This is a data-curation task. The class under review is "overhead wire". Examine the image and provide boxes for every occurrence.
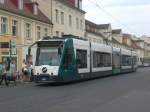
[87,0,139,35]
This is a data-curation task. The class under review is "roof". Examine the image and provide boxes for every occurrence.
[57,0,86,14]
[98,24,110,29]
[86,20,111,30]
[85,20,99,29]
[123,33,132,38]
[0,0,52,24]
[86,29,106,38]
[85,20,106,38]
[112,29,122,34]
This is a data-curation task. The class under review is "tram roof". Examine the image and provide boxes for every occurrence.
[39,35,88,42]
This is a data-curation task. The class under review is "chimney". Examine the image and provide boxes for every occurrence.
[33,2,38,15]
[75,0,78,8]
[0,0,4,4]
[18,0,24,10]
[79,0,82,9]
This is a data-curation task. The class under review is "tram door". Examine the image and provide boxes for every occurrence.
[112,50,121,74]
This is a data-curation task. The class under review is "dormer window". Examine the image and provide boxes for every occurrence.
[18,0,23,10]
[33,2,38,15]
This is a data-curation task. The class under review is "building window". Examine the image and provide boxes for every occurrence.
[12,20,18,36]
[93,52,111,67]
[61,12,64,25]
[25,23,31,38]
[55,9,59,23]
[44,28,48,36]
[76,49,87,68]
[61,32,64,37]
[0,42,9,48]
[80,20,83,30]
[37,26,41,40]
[76,18,79,29]
[1,17,7,34]
[69,15,72,27]
[56,31,59,37]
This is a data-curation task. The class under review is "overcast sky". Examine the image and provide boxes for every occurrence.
[82,0,150,37]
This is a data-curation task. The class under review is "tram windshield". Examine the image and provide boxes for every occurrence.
[36,48,61,66]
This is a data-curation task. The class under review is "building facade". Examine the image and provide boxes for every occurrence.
[85,20,105,43]
[112,29,123,48]
[34,0,85,38]
[0,0,52,70]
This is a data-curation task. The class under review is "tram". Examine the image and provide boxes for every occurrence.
[28,35,138,83]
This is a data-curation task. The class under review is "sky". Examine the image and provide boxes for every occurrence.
[82,0,150,37]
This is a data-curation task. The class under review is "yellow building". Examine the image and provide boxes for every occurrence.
[0,0,52,71]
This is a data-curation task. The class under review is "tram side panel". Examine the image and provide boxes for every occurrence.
[120,49,132,73]
[91,43,112,78]
[112,47,121,75]
[73,39,91,80]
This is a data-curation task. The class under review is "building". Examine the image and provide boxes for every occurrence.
[98,24,112,45]
[112,29,123,48]
[123,34,145,66]
[0,0,52,70]
[85,20,105,43]
[34,0,85,38]
[140,36,150,65]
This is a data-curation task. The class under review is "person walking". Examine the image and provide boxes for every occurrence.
[0,61,9,87]
[22,59,28,82]
[28,62,33,82]
[9,60,17,86]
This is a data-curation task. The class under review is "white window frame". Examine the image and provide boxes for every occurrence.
[69,15,72,27]
[55,9,59,23]
[37,26,41,40]
[80,19,83,30]
[61,12,64,25]
[12,19,18,36]
[76,18,79,29]
[25,22,31,39]
[1,16,8,34]
[44,27,48,37]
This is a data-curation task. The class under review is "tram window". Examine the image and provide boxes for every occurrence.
[76,49,87,68]
[122,55,131,66]
[93,52,111,67]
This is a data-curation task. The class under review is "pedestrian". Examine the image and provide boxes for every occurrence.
[8,60,17,86]
[0,61,9,87]
[22,59,28,82]
[28,62,33,82]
